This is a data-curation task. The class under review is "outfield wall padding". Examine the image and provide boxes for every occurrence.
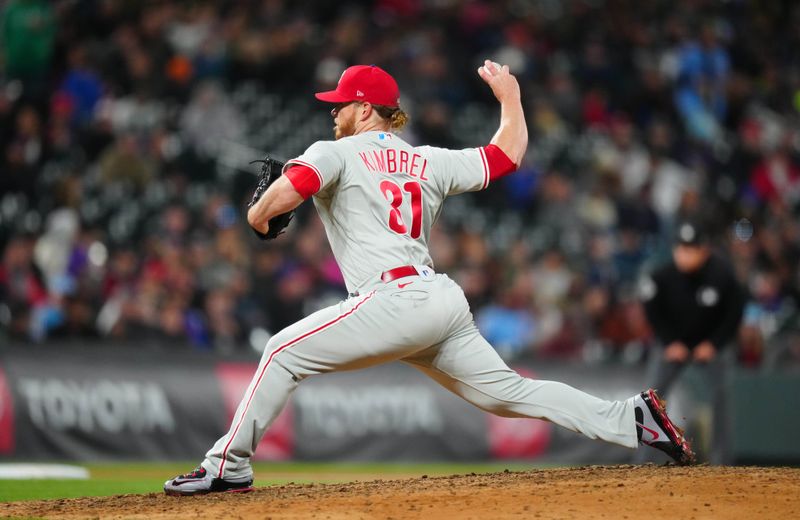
[0,347,797,464]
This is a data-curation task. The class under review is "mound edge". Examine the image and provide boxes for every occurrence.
[1,465,798,519]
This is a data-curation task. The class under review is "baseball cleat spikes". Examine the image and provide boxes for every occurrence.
[164,466,254,496]
[636,389,696,465]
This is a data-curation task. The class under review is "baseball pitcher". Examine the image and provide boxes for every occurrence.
[165,61,694,495]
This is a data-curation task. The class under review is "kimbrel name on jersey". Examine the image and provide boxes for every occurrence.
[358,148,430,181]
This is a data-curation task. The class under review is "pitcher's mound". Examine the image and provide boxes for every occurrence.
[2,465,798,519]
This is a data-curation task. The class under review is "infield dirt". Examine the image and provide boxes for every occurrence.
[1,465,798,519]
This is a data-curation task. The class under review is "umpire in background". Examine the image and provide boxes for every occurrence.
[639,217,746,464]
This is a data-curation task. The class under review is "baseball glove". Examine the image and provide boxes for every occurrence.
[247,155,294,240]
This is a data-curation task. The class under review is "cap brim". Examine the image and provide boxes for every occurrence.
[315,90,351,103]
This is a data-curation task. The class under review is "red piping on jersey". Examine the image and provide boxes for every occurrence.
[217,291,376,479]
[478,147,490,189]
[285,160,324,199]
[284,164,321,200]
[483,144,517,181]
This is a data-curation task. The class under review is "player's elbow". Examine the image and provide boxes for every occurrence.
[499,141,527,170]
[492,129,528,168]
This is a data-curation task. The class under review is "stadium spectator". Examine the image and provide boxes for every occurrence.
[0,0,55,95]
[2,105,46,198]
[672,21,731,143]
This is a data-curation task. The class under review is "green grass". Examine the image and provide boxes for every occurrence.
[0,461,535,503]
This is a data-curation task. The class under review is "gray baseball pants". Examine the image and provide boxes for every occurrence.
[202,272,638,479]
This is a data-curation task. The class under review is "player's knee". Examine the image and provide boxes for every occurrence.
[483,397,523,417]
[257,336,294,373]
[271,347,310,384]
[469,392,518,417]
[488,406,519,418]
[260,336,283,361]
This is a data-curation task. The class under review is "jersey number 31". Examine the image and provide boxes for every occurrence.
[380,180,422,239]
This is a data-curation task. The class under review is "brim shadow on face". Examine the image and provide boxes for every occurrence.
[334,110,356,139]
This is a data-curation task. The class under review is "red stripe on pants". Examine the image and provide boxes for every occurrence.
[218,291,376,478]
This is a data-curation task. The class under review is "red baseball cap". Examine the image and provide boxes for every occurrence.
[315,65,400,108]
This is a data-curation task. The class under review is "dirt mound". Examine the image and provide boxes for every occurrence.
[2,465,798,519]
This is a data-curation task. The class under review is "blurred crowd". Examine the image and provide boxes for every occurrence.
[1,0,799,365]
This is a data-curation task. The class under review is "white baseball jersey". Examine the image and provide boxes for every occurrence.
[200,130,638,481]
[285,131,490,293]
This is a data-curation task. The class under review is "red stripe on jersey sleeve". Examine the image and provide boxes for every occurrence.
[478,147,490,189]
[284,164,322,200]
[484,144,518,181]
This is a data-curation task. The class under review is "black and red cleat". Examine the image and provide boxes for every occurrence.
[635,389,696,465]
[164,466,254,496]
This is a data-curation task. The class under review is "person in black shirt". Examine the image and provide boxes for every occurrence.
[640,218,746,464]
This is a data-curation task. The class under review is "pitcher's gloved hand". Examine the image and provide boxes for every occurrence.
[247,155,294,240]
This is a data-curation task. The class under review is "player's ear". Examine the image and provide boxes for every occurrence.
[359,102,373,122]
